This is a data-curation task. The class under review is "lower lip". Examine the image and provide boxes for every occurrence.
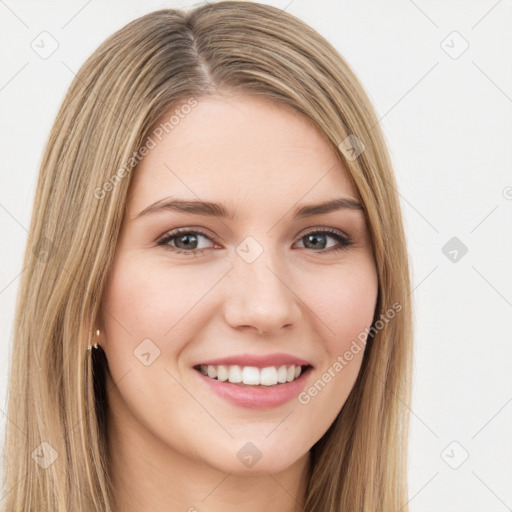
[194,367,313,409]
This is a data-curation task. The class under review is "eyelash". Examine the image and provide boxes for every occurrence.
[156,227,353,256]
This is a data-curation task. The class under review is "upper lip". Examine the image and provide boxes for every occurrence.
[194,352,313,369]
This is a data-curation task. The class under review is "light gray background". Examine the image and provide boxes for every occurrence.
[1,1,511,510]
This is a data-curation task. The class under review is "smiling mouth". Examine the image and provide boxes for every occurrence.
[193,364,313,387]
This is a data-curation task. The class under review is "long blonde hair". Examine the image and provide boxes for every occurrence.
[2,2,413,510]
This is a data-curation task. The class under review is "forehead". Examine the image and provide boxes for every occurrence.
[127,94,358,217]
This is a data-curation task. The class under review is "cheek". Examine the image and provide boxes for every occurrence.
[301,259,378,353]
[100,253,230,398]
[100,255,211,425]
[102,254,213,341]
[294,259,377,410]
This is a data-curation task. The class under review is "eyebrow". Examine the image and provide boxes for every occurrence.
[135,196,363,220]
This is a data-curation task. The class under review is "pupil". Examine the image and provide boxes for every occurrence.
[177,234,197,250]
[305,234,326,249]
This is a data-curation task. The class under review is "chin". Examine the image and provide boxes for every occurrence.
[201,441,308,476]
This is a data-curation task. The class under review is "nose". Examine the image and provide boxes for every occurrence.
[223,248,302,336]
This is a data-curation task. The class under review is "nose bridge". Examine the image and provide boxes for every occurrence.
[224,235,301,334]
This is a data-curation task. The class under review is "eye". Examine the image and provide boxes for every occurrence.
[156,227,353,256]
[294,228,353,254]
[157,228,215,256]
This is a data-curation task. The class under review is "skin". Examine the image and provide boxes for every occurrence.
[98,94,378,512]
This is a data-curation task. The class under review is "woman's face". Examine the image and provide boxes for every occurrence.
[100,94,378,475]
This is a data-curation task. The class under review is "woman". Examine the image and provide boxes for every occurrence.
[2,2,413,511]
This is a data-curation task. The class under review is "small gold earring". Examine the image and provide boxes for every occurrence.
[87,329,101,351]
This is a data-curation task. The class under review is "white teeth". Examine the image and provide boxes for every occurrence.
[276,365,288,383]
[242,366,260,385]
[216,365,229,382]
[228,365,242,383]
[197,363,306,386]
[260,367,278,386]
